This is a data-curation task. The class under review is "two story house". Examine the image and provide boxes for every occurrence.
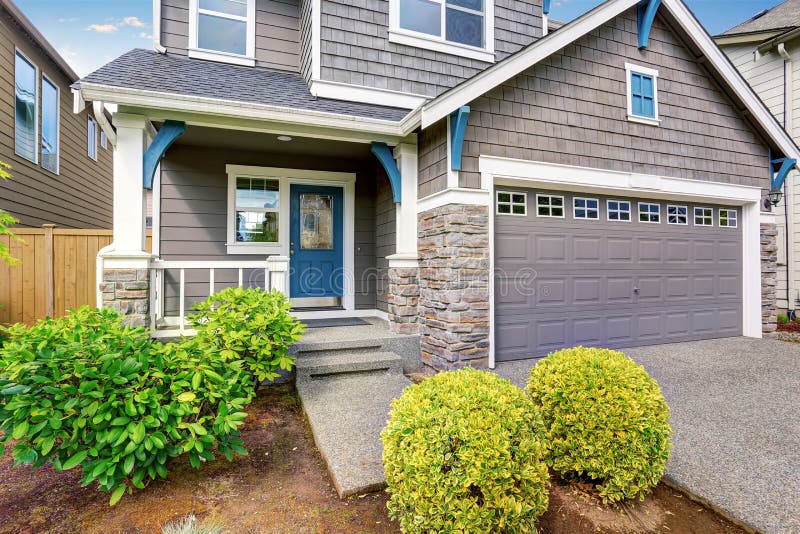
[715,0,800,320]
[77,0,800,369]
[0,0,113,229]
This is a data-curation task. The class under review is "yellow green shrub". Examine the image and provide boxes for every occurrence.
[526,347,672,503]
[381,368,550,533]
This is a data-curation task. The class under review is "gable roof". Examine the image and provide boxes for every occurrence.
[418,0,800,162]
[0,0,78,82]
[719,0,800,36]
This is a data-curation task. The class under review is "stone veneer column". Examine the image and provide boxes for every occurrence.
[417,204,490,370]
[99,267,151,328]
[761,221,778,333]
[387,266,420,334]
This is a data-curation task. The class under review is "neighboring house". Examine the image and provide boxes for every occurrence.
[0,0,113,229]
[77,0,799,369]
[715,0,800,317]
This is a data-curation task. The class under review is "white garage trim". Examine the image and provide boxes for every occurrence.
[480,156,764,368]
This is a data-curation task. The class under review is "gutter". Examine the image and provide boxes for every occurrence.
[153,0,167,54]
[777,43,796,316]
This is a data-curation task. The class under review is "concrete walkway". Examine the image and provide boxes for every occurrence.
[495,337,800,534]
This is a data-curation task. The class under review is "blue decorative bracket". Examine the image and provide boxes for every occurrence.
[143,120,186,190]
[771,157,798,191]
[637,0,662,49]
[543,0,551,15]
[450,106,470,172]
[371,142,402,203]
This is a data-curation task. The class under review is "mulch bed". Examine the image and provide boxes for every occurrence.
[0,385,746,534]
[777,321,800,333]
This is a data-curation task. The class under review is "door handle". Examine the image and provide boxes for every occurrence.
[290,242,295,246]
[290,250,295,256]
[633,286,640,294]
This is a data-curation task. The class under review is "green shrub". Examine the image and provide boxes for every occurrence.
[0,307,253,505]
[381,368,550,533]
[526,347,672,503]
[189,288,305,386]
[778,313,789,324]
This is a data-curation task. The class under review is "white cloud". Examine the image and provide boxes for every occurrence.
[139,32,153,40]
[85,23,118,33]
[58,17,79,23]
[59,46,78,62]
[121,16,146,28]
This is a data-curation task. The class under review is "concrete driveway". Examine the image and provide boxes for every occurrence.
[494,337,800,534]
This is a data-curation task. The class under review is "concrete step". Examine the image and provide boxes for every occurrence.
[296,350,403,379]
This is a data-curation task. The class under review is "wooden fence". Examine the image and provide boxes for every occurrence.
[0,226,152,325]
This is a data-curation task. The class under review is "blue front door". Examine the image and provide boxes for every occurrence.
[289,184,344,299]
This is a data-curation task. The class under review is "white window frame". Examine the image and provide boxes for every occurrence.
[188,0,256,67]
[101,130,108,149]
[638,202,661,224]
[535,193,565,218]
[495,190,526,216]
[694,206,714,226]
[719,208,738,228]
[40,74,59,175]
[388,0,496,63]
[573,196,599,220]
[667,204,688,225]
[625,63,660,126]
[87,116,98,161]
[606,199,631,222]
[227,170,283,255]
[14,49,38,164]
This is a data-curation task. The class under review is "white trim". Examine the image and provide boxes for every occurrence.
[479,155,765,353]
[388,0,495,63]
[311,0,321,80]
[666,204,688,225]
[760,212,777,224]
[224,165,356,311]
[606,199,632,222]
[153,0,167,53]
[79,82,415,141]
[495,190,527,216]
[226,172,282,255]
[572,196,600,220]
[445,116,459,188]
[87,116,99,161]
[309,79,428,109]
[152,162,162,257]
[417,187,490,213]
[394,142,419,257]
[188,0,256,66]
[719,207,738,228]
[536,193,566,218]
[625,63,660,125]
[14,48,38,164]
[387,253,419,268]
[40,73,60,175]
[637,201,661,224]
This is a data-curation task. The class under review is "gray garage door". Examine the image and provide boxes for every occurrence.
[494,188,742,361]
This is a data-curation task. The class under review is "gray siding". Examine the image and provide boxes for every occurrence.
[161,0,300,72]
[418,118,447,198]
[457,9,770,190]
[0,6,113,228]
[374,165,395,313]
[159,144,380,311]
[319,0,543,97]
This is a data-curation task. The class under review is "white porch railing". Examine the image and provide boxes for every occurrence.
[150,256,289,332]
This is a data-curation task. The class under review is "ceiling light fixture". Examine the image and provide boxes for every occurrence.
[277,135,292,142]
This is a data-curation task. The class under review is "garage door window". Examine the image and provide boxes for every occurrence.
[639,202,660,223]
[719,209,737,228]
[667,205,688,225]
[496,191,526,215]
[536,194,564,217]
[573,197,599,219]
[695,207,713,226]
[607,200,631,222]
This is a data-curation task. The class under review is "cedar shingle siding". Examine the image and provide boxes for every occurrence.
[0,6,112,228]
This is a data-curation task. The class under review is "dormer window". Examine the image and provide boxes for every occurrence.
[625,63,660,126]
[389,0,495,63]
[189,0,255,66]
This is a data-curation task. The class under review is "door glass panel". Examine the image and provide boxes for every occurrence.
[300,194,333,250]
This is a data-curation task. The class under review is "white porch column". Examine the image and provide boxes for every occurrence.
[111,113,148,256]
[391,141,419,261]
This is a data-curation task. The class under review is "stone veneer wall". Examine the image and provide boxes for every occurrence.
[387,267,419,335]
[761,222,778,333]
[99,268,151,328]
[417,204,490,370]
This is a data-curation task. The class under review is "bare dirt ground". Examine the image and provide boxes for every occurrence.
[0,385,746,534]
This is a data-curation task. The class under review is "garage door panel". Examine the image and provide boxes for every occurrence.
[495,188,743,361]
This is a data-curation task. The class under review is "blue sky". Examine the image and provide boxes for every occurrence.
[14,0,784,77]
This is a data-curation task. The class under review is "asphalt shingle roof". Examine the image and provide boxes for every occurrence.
[720,0,800,36]
[80,49,413,122]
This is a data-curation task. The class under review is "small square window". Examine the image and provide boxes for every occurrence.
[607,200,631,222]
[694,207,713,226]
[719,209,737,228]
[496,190,527,216]
[639,202,660,223]
[536,194,564,218]
[667,205,688,225]
[573,197,599,219]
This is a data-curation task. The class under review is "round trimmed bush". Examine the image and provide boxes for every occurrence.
[526,347,672,503]
[381,368,550,533]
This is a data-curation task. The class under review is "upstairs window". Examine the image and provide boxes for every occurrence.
[41,76,59,174]
[190,0,255,65]
[87,117,98,161]
[625,63,660,126]
[14,51,37,163]
[390,0,495,62]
